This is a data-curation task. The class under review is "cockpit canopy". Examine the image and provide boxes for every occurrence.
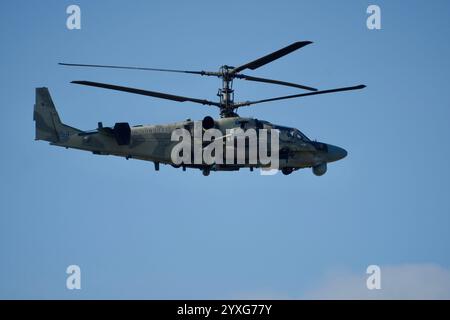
[271,124,310,142]
[286,128,310,141]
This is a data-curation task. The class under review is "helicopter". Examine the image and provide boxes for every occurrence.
[34,41,365,176]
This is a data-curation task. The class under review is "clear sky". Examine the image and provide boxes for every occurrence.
[1,0,450,299]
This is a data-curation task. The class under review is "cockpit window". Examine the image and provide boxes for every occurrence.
[272,125,310,141]
[289,129,310,141]
[295,130,310,141]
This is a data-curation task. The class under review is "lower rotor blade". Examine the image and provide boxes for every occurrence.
[236,85,366,107]
[71,80,221,106]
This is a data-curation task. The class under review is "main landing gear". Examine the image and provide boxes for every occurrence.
[281,167,293,175]
[202,168,210,176]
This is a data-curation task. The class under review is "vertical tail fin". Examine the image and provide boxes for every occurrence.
[34,87,81,142]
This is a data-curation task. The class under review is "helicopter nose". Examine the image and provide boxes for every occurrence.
[326,144,347,162]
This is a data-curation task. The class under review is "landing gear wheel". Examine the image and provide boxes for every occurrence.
[282,168,293,175]
[202,168,210,176]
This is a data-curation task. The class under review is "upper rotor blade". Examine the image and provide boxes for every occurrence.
[71,80,221,106]
[235,85,366,107]
[231,41,312,74]
[60,63,220,76]
[236,74,317,91]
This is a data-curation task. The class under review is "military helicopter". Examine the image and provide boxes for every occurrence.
[34,41,365,176]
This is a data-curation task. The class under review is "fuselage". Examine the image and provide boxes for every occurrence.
[34,87,347,176]
[52,116,347,175]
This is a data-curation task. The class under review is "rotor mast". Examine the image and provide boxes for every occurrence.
[218,65,237,117]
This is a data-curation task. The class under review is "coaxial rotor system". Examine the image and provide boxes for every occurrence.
[60,41,365,118]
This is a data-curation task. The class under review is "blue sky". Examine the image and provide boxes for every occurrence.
[1,0,450,299]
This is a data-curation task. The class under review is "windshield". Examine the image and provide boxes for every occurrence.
[295,130,310,141]
[287,129,310,141]
[272,125,310,142]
